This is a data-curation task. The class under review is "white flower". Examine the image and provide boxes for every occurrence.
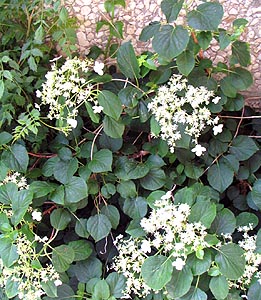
[212,96,221,104]
[140,240,151,253]
[213,124,223,135]
[32,211,42,222]
[191,144,206,156]
[93,105,103,114]
[36,90,42,98]
[34,103,41,111]
[54,279,62,286]
[67,118,77,128]
[94,61,104,76]
[172,257,186,270]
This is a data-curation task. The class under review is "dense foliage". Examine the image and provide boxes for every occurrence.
[0,0,260,299]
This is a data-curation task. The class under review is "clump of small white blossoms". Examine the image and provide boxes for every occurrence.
[113,191,209,298]
[228,224,261,291]
[0,170,29,190]
[112,235,153,298]
[35,57,104,133]
[0,234,61,300]
[148,74,223,154]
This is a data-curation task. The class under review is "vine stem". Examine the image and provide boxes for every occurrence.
[220,115,261,119]
[28,152,57,158]
[234,106,245,139]
[90,124,104,160]
[111,78,153,97]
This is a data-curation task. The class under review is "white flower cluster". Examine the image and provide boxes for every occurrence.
[112,235,152,298]
[113,191,209,298]
[229,225,261,291]
[148,74,223,154]
[35,57,104,133]
[0,234,61,300]
[0,171,29,190]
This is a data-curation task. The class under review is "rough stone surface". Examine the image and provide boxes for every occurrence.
[66,0,260,108]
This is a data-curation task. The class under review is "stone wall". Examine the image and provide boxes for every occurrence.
[67,0,260,108]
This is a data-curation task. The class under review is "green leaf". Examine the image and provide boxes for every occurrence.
[0,80,4,99]
[139,21,161,41]
[0,131,12,145]
[117,41,140,79]
[152,25,189,60]
[184,164,204,180]
[126,219,146,237]
[140,168,166,190]
[101,205,120,229]
[34,24,44,44]
[59,6,68,23]
[220,76,237,98]
[230,136,258,161]
[0,213,12,233]
[236,212,259,228]
[180,287,207,300]
[141,255,173,290]
[54,284,76,300]
[53,157,78,184]
[187,250,212,276]
[247,281,261,300]
[87,214,112,242]
[197,31,212,50]
[2,144,29,173]
[176,50,195,76]
[150,116,161,136]
[224,94,245,111]
[0,241,18,267]
[117,180,136,198]
[0,183,18,205]
[11,189,33,226]
[101,183,116,198]
[231,41,251,67]
[72,257,102,283]
[188,200,216,228]
[123,196,147,219]
[50,208,71,230]
[5,277,19,298]
[106,272,126,298]
[210,208,236,235]
[52,245,75,272]
[207,162,234,193]
[30,181,57,198]
[115,157,150,180]
[50,185,65,205]
[93,280,110,300]
[231,68,253,91]
[68,240,92,261]
[99,133,123,152]
[42,156,59,177]
[75,218,89,238]
[215,243,245,280]
[161,0,184,22]
[187,2,223,30]
[85,101,100,123]
[103,115,125,138]
[110,20,124,39]
[166,266,193,298]
[250,179,261,210]
[210,275,229,300]
[88,149,113,173]
[41,281,58,298]
[64,176,88,204]
[98,90,123,120]
[219,30,231,50]
[28,56,37,71]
